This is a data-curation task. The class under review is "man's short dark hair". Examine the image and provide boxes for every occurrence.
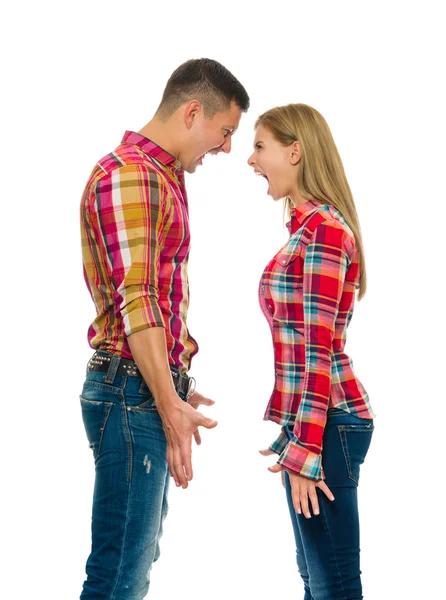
[156,58,250,120]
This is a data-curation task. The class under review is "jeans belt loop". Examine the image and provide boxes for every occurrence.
[104,353,121,384]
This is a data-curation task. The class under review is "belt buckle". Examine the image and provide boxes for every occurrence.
[186,376,196,400]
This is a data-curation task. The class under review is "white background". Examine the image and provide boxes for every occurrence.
[2,1,445,598]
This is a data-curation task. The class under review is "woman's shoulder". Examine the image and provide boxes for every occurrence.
[310,204,356,255]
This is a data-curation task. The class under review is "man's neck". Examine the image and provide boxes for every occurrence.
[138,118,180,159]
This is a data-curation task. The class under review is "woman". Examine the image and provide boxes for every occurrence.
[248,104,375,600]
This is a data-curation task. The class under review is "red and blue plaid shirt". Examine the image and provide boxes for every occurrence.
[259,199,375,480]
[80,131,198,374]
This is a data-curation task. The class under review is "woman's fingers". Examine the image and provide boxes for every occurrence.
[292,487,302,515]
[317,481,335,501]
[259,448,274,456]
[308,488,320,516]
[299,488,311,519]
[268,463,283,473]
[289,474,330,518]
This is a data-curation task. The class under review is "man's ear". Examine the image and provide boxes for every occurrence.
[184,100,202,129]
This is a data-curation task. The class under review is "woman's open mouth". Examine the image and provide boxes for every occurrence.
[255,170,270,193]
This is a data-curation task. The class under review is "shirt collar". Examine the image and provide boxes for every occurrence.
[121,131,182,171]
[287,198,325,233]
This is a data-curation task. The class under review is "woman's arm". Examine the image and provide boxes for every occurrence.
[277,220,354,480]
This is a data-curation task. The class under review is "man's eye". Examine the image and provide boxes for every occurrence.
[224,130,231,137]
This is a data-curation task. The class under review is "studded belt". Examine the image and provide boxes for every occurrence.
[87,352,195,399]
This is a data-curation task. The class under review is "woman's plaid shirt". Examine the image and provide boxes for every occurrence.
[80,131,198,374]
[259,199,375,480]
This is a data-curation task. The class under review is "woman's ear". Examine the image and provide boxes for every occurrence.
[289,141,301,165]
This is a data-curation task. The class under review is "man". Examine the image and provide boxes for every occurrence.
[79,58,249,599]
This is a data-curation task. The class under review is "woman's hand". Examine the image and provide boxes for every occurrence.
[259,448,335,518]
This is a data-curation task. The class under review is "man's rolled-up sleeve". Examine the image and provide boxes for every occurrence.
[94,164,167,336]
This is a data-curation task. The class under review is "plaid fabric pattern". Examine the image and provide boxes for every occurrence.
[259,199,375,480]
[80,131,198,374]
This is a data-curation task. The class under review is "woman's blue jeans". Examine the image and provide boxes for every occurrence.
[79,351,174,599]
[284,408,374,600]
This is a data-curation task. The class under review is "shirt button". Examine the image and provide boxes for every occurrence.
[282,259,287,264]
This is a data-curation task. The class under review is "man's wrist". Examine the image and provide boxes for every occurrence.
[155,389,184,408]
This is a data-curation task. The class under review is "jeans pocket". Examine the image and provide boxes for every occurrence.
[129,379,156,410]
[338,423,374,484]
[128,398,157,412]
[80,397,113,459]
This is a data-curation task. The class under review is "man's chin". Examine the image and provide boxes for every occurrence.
[183,164,197,175]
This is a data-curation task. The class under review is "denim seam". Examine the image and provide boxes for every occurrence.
[121,398,133,484]
[80,398,113,459]
[127,406,158,413]
[107,455,134,600]
[97,404,113,458]
[338,426,359,485]
[83,380,123,394]
[319,497,347,600]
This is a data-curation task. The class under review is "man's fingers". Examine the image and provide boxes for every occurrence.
[193,430,201,445]
[259,448,274,456]
[172,445,188,488]
[166,445,178,485]
[180,440,193,483]
[199,396,215,407]
[199,416,218,429]
[281,470,285,488]
[317,481,335,501]
[188,392,215,408]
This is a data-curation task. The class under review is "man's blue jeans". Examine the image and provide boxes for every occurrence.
[284,408,374,600]
[79,351,174,599]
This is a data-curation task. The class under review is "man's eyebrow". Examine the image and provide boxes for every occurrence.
[224,126,237,134]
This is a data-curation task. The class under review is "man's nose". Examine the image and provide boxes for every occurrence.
[221,136,232,154]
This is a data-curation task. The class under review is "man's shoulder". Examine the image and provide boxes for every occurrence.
[95,142,162,178]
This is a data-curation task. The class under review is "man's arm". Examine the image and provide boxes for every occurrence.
[94,164,217,488]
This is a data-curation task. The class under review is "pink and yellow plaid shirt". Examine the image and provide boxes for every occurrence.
[80,131,198,374]
[259,199,375,480]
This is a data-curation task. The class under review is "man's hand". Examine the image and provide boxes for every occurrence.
[127,328,218,489]
[157,393,217,489]
[259,448,335,518]
[187,390,215,445]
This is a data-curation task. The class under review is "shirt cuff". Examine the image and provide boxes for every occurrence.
[277,437,325,481]
[120,295,165,337]
[268,428,288,455]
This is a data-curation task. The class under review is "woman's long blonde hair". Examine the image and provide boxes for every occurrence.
[255,103,367,299]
